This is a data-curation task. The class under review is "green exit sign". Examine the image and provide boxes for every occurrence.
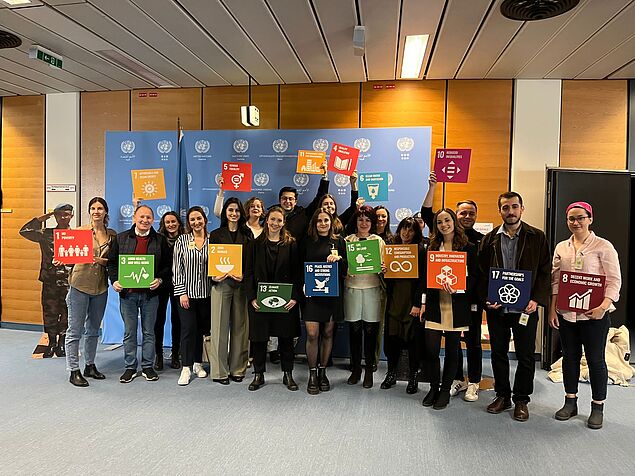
[36,49,62,69]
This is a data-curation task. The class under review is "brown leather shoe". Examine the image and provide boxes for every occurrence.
[513,402,529,422]
[487,396,512,414]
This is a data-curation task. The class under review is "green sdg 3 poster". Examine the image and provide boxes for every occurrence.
[118,255,154,288]
[346,240,382,274]
[257,283,293,313]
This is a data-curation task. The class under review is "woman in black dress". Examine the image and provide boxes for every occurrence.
[301,209,348,395]
[245,206,301,391]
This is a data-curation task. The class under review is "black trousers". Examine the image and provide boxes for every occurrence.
[424,329,461,391]
[155,291,181,356]
[384,330,422,375]
[487,309,537,403]
[559,314,610,401]
[454,310,483,383]
[252,338,294,373]
[179,297,210,367]
[349,321,379,369]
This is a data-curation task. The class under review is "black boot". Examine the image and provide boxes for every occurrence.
[406,372,419,394]
[433,390,451,410]
[269,350,280,364]
[422,386,439,407]
[283,371,299,391]
[318,366,330,392]
[170,353,181,369]
[43,333,57,358]
[69,370,89,387]
[248,373,265,391]
[54,334,66,357]
[587,402,604,429]
[347,366,362,385]
[555,396,578,421]
[380,370,397,389]
[84,364,106,380]
[154,353,164,371]
[362,365,373,389]
[307,368,320,395]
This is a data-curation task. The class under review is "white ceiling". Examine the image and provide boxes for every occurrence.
[0,0,633,96]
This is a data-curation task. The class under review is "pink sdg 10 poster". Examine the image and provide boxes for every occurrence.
[433,148,471,183]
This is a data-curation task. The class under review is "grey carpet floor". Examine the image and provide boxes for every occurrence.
[1,328,634,476]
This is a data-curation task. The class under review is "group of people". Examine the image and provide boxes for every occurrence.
[21,168,621,430]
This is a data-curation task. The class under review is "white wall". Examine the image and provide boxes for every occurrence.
[44,93,80,227]
[511,80,561,231]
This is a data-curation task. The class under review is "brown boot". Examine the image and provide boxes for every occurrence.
[362,365,373,389]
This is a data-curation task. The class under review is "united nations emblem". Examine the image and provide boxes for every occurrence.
[157,140,173,154]
[293,174,309,187]
[388,173,393,186]
[202,206,210,217]
[233,139,249,153]
[397,137,415,152]
[334,174,350,188]
[254,173,270,187]
[214,173,222,185]
[120,140,135,154]
[187,173,192,185]
[157,205,172,217]
[272,139,288,153]
[354,138,371,153]
[395,208,413,221]
[313,138,329,152]
[120,204,134,218]
[195,140,210,154]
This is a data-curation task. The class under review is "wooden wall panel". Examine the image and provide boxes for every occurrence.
[131,88,202,131]
[80,91,130,225]
[361,80,446,211]
[445,80,513,225]
[203,85,278,129]
[560,80,627,170]
[1,96,45,325]
[280,83,359,129]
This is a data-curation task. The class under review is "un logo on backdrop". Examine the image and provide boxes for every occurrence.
[195,140,210,154]
[157,140,173,154]
[254,173,270,187]
[233,139,249,153]
[334,174,350,188]
[157,205,171,217]
[273,139,288,154]
[120,204,134,218]
[395,208,413,221]
[293,174,309,187]
[388,173,393,186]
[202,206,210,217]
[187,174,192,185]
[120,140,135,154]
[313,138,329,152]
[354,138,371,153]
[397,137,415,152]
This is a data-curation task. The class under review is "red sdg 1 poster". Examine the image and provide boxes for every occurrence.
[54,229,94,264]
[557,271,606,313]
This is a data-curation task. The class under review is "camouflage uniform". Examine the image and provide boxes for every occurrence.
[20,217,70,355]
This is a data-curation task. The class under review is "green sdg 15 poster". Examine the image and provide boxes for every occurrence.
[256,282,293,313]
[118,255,154,288]
[346,240,382,274]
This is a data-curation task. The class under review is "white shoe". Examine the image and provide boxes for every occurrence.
[193,362,207,378]
[178,367,191,386]
[449,379,468,397]
[464,382,480,402]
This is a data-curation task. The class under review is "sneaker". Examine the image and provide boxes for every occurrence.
[178,367,192,386]
[449,379,468,397]
[142,367,159,381]
[119,369,137,383]
[464,382,479,402]
[193,362,207,378]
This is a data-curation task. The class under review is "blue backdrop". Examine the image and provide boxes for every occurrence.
[103,127,431,345]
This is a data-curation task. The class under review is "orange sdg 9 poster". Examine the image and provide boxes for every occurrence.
[426,251,467,291]
[208,244,243,278]
[131,168,167,200]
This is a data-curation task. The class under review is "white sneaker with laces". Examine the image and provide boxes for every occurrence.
[449,379,468,397]
[193,362,207,378]
[178,367,191,386]
[464,382,480,402]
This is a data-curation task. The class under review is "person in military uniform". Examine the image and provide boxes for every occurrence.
[20,203,74,358]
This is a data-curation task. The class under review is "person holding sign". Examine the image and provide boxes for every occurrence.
[244,206,301,391]
[172,207,212,386]
[478,192,550,422]
[381,217,426,394]
[64,197,117,387]
[421,210,477,410]
[108,205,170,384]
[549,202,621,429]
[344,206,386,389]
[209,198,253,385]
[317,170,360,235]
[301,209,348,395]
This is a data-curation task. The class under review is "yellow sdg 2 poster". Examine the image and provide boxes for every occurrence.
[208,244,243,278]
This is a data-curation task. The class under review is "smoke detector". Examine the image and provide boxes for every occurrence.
[500,0,580,21]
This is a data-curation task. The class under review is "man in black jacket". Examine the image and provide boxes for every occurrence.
[108,205,170,383]
[478,192,551,422]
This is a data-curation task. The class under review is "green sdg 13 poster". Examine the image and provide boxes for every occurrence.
[118,255,154,288]
[256,283,293,313]
[346,240,382,274]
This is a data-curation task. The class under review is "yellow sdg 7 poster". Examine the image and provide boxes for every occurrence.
[131,168,167,200]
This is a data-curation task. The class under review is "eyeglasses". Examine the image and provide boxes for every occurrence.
[567,215,588,223]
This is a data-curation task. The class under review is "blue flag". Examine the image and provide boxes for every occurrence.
[175,128,189,221]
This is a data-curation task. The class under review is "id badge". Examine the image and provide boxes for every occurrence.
[330,249,339,257]
[188,240,196,250]
[470,304,478,312]
[519,313,529,326]
[574,255,583,270]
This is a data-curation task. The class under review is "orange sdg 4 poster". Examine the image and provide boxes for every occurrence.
[426,251,467,291]
[208,244,243,278]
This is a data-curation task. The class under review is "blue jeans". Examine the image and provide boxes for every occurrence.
[65,287,108,371]
[119,292,159,370]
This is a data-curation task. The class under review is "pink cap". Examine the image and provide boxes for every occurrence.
[566,201,593,217]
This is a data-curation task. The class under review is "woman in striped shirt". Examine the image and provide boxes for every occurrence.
[173,206,212,386]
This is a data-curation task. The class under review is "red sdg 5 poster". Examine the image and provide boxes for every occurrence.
[222,162,252,192]
[54,229,93,264]
[328,143,359,176]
